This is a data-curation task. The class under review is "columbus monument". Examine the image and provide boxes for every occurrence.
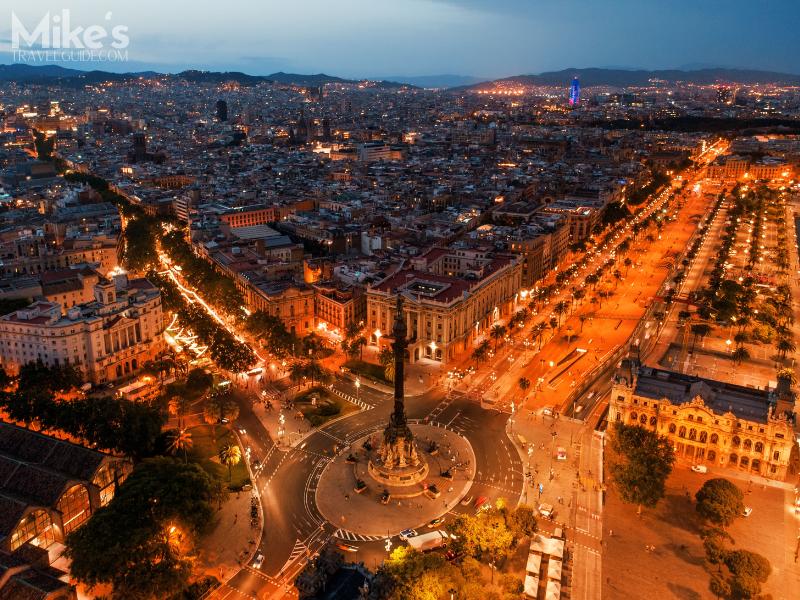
[368,294,429,486]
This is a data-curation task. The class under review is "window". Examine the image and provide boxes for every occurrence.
[773,451,781,461]
[58,484,90,534]
[678,426,686,438]
[729,453,738,465]
[689,428,697,441]
[707,450,717,462]
[649,416,657,426]
[630,412,638,421]
[754,442,763,454]
[732,436,741,448]
[710,433,718,445]
[10,509,54,551]
[699,431,707,443]
[669,423,677,434]
[740,456,749,468]
[743,439,752,451]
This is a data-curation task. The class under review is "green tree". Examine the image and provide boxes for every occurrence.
[695,478,745,528]
[608,422,675,513]
[507,504,538,539]
[203,387,240,424]
[219,443,241,481]
[166,428,193,462]
[378,347,395,382]
[490,324,507,352]
[65,457,225,598]
[517,377,531,399]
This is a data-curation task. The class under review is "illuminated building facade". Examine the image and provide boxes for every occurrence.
[0,276,165,383]
[609,361,797,481]
[568,77,580,106]
[366,248,522,364]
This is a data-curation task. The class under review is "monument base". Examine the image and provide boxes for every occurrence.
[368,457,429,487]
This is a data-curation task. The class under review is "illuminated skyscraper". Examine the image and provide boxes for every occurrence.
[568,77,580,106]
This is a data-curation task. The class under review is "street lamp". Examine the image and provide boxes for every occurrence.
[355,377,361,401]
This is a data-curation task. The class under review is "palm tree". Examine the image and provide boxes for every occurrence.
[168,394,189,429]
[490,324,507,352]
[585,273,599,290]
[612,270,623,288]
[344,321,361,341]
[471,340,490,369]
[579,314,588,333]
[731,346,750,366]
[290,362,307,388]
[203,388,240,424]
[690,323,712,352]
[777,337,796,359]
[354,335,367,360]
[531,322,547,350]
[518,377,531,399]
[572,288,586,308]
[219,444,241,481]
[553,301,569,327]
[378,347,395,382]
[622,256,633,277]
[167,429,193,462]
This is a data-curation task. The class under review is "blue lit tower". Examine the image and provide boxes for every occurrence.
[568,77,580,106]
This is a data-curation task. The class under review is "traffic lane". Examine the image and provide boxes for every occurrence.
[257,448,324,574]
[451,401,523,504]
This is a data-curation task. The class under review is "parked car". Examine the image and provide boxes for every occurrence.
[742,507,753,517]
[428,517,446,528]
[252,553,264,569]
[691,464,708,473]
[460,495,474,506]
[538,503,555,518]
[399,529,417,541]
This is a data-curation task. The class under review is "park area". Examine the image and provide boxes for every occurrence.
[602,464,796,600]
[294,387,358,427]
[187,424,250,490]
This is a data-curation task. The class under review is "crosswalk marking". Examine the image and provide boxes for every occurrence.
[329,386,372,411]
[333,528,386,542]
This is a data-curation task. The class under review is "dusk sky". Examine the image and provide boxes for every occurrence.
[4,1,800,78]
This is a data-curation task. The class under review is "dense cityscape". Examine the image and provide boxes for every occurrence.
[1,4,800,600]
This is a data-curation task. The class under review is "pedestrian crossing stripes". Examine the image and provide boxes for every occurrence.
[287,539,309,562]
[329,386,372,411]
[334,529,386,542]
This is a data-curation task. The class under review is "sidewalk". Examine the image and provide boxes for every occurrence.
[197,489,261,583]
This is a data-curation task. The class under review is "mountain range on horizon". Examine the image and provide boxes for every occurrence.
[2,63,799,89]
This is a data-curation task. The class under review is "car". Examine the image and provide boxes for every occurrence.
[445,549,465,563]
[399,529,418,541]
[460,495,474,506]
[556,446,567,461]
[691,464,708,473]
[742,507,753,517]
[428,517,446,528]
[252,553,264,569]
[238,428,247,435]
[538,503,555,518]
[473,496,489,510]
[336,542,359,553]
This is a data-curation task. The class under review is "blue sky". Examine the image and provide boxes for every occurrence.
[3,1,800,77]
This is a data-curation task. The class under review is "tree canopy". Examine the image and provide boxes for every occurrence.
[608,422,675,510]
[695,478,745,527]
[65,457,225,599]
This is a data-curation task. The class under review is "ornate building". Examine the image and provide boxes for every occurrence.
[609,360,797,481]
[366,247,522,364]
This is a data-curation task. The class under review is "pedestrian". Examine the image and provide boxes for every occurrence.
[609,529,613,537]
[234,514,238,523]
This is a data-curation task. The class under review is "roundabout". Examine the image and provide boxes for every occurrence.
[315,423,476,536]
